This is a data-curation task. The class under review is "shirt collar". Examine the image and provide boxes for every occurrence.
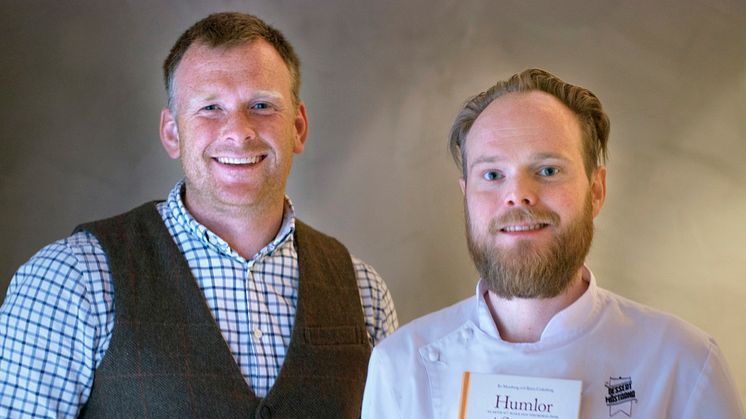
[540,266,600,340]
[475,265,602,344]
[165,179,296,262]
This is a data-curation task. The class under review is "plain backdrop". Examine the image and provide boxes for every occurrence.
[1,0,745,402]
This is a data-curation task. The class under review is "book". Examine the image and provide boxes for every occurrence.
[458,372,582,419]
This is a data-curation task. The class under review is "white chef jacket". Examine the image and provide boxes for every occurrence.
[362,268,744,418]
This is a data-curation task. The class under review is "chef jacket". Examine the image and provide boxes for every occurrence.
[362,268,744,418]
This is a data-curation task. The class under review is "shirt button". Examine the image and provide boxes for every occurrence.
[427,349,439,362]
[260,405,271,418]
[253,327,263,340]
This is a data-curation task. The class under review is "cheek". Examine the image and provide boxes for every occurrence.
[550,187,589,218]
[179,122,216,152]
[268,127,303,159]
[465,191,498,223]
[189,120,219,137]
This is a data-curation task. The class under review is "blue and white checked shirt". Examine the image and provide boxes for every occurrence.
[0,181,398,418]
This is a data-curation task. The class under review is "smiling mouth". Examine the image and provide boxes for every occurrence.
[215,156,265,165]
[501,223,550,233]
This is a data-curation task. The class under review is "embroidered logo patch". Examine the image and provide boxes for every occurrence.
[604,376,638,417]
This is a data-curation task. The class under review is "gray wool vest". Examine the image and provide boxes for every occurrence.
[75,202,371,418]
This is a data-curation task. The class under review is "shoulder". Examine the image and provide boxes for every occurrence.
[3,231,113,325]
[364,297,476,416]
[597,288,745,414]
[597,287,715,359]
[293,219,385,289]
[350,255,390,306]
[350,255,384,289]
[374,296,476,358]
[11,232,107,291]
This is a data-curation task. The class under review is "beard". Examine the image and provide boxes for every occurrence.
[465,193,594,299]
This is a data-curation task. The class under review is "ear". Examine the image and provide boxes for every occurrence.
[160,107,181,159]
[292,101,309,154]
[590,166,607,218]
[459,177,466,195]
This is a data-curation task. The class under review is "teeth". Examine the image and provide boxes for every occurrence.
[503,224,545,232]
[217,156,262,165]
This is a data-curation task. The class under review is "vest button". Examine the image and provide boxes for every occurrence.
[260,405,271,418]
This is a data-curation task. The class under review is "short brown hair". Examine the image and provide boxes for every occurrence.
[449,68,609,177]
[163,12,301,109]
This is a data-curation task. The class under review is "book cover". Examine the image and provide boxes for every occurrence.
[458,372,582,419]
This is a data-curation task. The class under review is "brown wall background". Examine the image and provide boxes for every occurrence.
[1,0,745,401]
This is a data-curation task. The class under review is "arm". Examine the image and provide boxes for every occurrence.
[361,346,402,419]
[352,256,398,345]
[0,233,112,418]
[680,339,745,418]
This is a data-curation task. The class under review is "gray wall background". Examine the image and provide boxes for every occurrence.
[1,0,744,402]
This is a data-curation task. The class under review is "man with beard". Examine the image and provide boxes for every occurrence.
[361,69,744,418]
[0,12,396,418]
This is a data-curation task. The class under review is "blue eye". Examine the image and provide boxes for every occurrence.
[202,104,220,111]
[482,171,503,181]
[251,102,270,110]
[538,167,559,177]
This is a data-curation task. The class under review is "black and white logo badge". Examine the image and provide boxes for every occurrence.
[604,376,638,417]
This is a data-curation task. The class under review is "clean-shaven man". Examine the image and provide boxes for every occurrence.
[0,12,397,418]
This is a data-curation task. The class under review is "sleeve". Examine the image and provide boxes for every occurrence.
[351,256,399,345]
[0,234,111,418]
[680,339,745,418]
[361,346,402,419]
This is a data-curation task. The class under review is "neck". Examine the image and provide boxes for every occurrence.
[183,194,286,260]
[485,268,589,343]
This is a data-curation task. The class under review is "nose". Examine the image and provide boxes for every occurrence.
[223,109,257,143]
[505,175,537,207]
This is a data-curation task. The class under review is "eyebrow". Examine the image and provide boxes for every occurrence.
[468,152,569,171]
[468,155,503,170]
[186,90,287,110]
[532,152,569,161]
[252,90,284,101]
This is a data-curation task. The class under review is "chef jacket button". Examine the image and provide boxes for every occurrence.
[427,349,439,362]
[460,327,474,342]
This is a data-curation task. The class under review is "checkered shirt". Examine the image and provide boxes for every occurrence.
[0,181,398,418]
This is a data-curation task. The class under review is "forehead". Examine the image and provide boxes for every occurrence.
[465,91,583,162]
[173,39,293,95]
